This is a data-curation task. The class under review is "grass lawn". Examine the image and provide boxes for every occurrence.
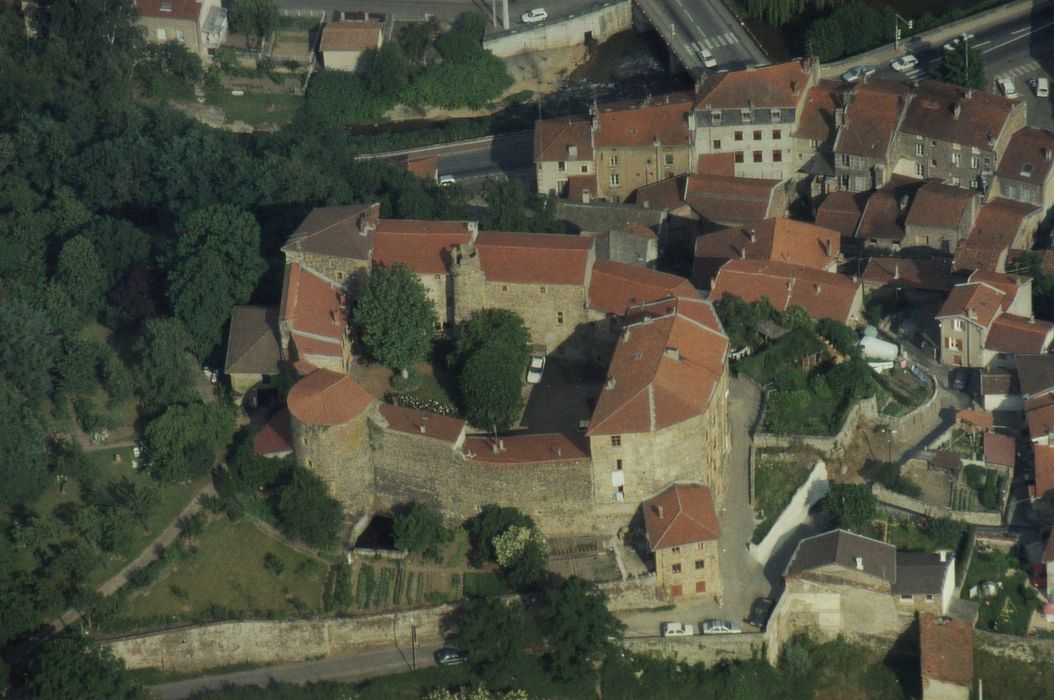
[204,88,302,126]
[879,517,965,553]
[751,450,814,544]
[974,647,1054,697]
[120,518,328,621]
[962,549,1024,593]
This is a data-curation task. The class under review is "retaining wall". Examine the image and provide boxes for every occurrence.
[624,632,765,665]
[872,484,1002,526]
[754,397,879,456]
[749,460,830,565]
[483,1,633,57]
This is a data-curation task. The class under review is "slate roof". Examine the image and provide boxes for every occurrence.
[320,21,384,52]
[372,220,475,274]
[983,432,1016,468]
[695,60,813,109]
[919,614,974,688]
[463,433,590,464]
[594,93,694,148]
[785,529,897,583]
[533,116,594,162]
[1017,354,1054,397]
[378,403,466,444]
[588,297,727,436]
[555,200,666,234]
[225,306,281,376]
[996,127,1054,183]
[986,314,1054,354]
[283,204,379,260]
[642,483,721,550]
[587,259,698,316]
[709,259,861,324]
[253,409,293,457]
[901,80,1018,150]
[287,368,374,426]
[861,257,953,293]
[893,551,949,595]
[475,232,593,285]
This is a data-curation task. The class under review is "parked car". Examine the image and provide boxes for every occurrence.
[890,54,918,73]
[521,8,548,23]
[949,368,969,392]
[1031,77,1050,97]
[435,648,469,666]
[527,354,546,384]
[701,619,743,635]
[747,598,775,629]
[698,47,717,69]
[660,622,695,637]
[997,77,1018,98]
[437,174,457,186]
[942,33,975,52]
[840,65,875,83]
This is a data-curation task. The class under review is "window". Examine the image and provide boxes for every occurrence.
[772,129,782,140]
[946,337,962,350]
[614,485,624,502]
[302,436,308,446]
[176,30,186,43]
[711,111,722,124]
[713,139,722,149]
[307,459,312,467]
[734,152,744,163]
[609,155,619,166]
[953,319,963,331]
[900,594,913,602]
[664,153,674,166]
[740,109,751,121]
[984,157,992,168]
[915,143,924,156]
[156,27,167,40]
[580,165,589,173]
[615,459,623,470]
[336,271,344,280]
[931,139,937,147]
[772,150,783,162]
[611,435,622,447]
[671,547,681,554]
[916,163,926,177]
[695,581,707,593]
[931,159,938,167]
[952,152,961,166]
[558,161,566,172]
[734,130,744,142]
[952,176,960,185]
[609,173,620,186]
[753,130,762,140]
[839,174,850,190]
[671,563,682,574]
[695,560,705,570]
[501,284,508,291]
[556,311,564,325]
[925,594,934,601]
[839,154,851,167]
[771,109,781,122]
[753,151,763,163]
[970,156,979,169]
[953,142,962,150]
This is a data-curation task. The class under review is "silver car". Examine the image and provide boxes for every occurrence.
[700,619,743,634]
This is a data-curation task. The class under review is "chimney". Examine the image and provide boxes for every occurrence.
[968,308,977,320]
[418,424,427,434]
[937,549,949,563]
[894,263,900,280]
[1044,148,1053,163]
[492,441,500,454]
[1030,315,1036,324]
[815,284,822,294]
[622,328,631,343]
[664,347,680,361]
[792,80,800,96]
[554,446,562,458]
[498,439,505,452]
[740,246,747,259]
[953,101,962,120]
[606,377,617,390]
[966,87,974,99]
[824,238,833,257]
[749,228,757,243]
[655,504,665,518]
[834,108,844,128]
[855,556,864,571]
[567,144,578,159]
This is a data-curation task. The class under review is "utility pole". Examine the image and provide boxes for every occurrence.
[411,623,418,671]
[893,14,913,51]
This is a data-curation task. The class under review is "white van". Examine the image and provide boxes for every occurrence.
[1031,78,1050,98]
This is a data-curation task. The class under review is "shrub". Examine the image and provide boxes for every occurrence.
[390,367,423,393]
[263,552,285,576]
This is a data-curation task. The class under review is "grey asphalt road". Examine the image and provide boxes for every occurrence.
[278,0,607,25]
[151,643,445,699]
[636,0,766,72]
[360,130,535,186]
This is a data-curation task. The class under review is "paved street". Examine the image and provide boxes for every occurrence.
[359,130,535,187]
[635,0,767,72]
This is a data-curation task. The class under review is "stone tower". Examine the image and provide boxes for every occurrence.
[286,368,377,517]
[450,242,486,324]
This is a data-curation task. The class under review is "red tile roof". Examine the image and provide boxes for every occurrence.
[683,174,780,226]
[861,257,953,293]
[1026,394,1054,440]
[901,81,1018,150]
[956,409,994,430]
[954,198,1040,272]
[815,191,868,238]
[589,300,727,436]
[378,403,466,444]
[533,116,594,162]
[567,173,598,202]
[693,218,839,278]
[137,0,202,21]
[291,334,342,360]
[287,368,374,426]
[372,220,474,274]
[279,263,346,344]
[983,432,1015,468]
[936,282,1005,328]
[904,182,975,230]
[594,93,694,148]
[968,270,1028,308]
[642,483,721,550]
[996,127,1054,183]
[588,259,698,316]
[475,231,593,285]
[986,314,1054,354]
[695,60,813,109]
[794,78,840,142]
[629,175,688,211]
[696,152,736,176]
[320,21,384,52]
[253,409,293,457]
[463,433,590,464]
[855,189,906,242]
[402,155,439,181]
[919,614,974,688]
[1035,445,1054,500]
[710,259,861,324]
[835,80,910,158]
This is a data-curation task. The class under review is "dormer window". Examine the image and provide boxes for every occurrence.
[711,110,721,124]
[740,109,751,122]
[770,109,781,122]
[1021,163,1034,177]
[160,0,172,10]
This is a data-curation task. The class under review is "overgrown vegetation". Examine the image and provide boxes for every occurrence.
[751,447,816,543]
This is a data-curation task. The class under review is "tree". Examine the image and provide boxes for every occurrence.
[935,40,986,91]
[80,216,151,291]
[493,525,549,590]
[435,12,488,63]
[480,179,530,231]
[23,633,147,699]
[452,309,531,433]
[134,317,196,415]
[352,263,437,375]
[714,294,759,350]
[821,483,878,533]
[393,502,454,559]
[1007,252,1054,322]
[450,598,542,688]
[275,467,344,549]
[0,297,60,404]
[465,505,535,564]
[228,0,279,50]
[166,205,266,356]
[143,400,235,482]
[228,429,290,488]
[0,379,50,506]
[450,309,532,371]
[815,318,859,358]
[58,234,107,318]
[362,43,411,99]
[107,477,160,531]
[539,577,625,680]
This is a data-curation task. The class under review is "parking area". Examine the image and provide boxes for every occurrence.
[519,357,603,434]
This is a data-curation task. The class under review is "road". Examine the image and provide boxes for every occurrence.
[151,643,444,699]
[359,130,535,186]
[635,0,767,72]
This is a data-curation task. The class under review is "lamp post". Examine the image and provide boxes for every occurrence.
[893,14,914,51]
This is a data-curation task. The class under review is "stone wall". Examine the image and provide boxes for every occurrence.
[483,1,633,58]
[623,633,765,666]
[102,605,455,673]
[480,279,592,358]
[754,396,878,456]
[291,409,376,517]
[749,460,829,565]
[286,250,369,291]
[975,629,1054,664]
[872,484,1003,526]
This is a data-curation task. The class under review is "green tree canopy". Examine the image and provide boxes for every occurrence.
[460,342,526,433]
[352,263,437,374]
[362,43,411,99]
[166,205,266,356]
[539,577,625,680]
[480,179,531,231]
[275,467,344,549]
[465,504,536,564]
[393,502,454,559]
[57,234,107,318]
[0,297,60,404]
[0,380,49,506]
[23,633,147,699]
[935,40,986,91]
[450,309,532,370]
[450,598,542,688]
[143,400,235,482]
[821,483,878,533]
[134,317,197,415]
[228,0,279,50]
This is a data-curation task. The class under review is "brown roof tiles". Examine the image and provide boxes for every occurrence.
[835,80,910,159]
[475,231,593,285]
[464,433,590,464]
[283,204,380,260]
[855,189,907,242]
[710,259,861,324]
[954,198,1039,273]
[936,282,1005,328]
[279,262,347,348]
[683,173,781,227]
[983,432,1015,468]
[861,257,953,293]
[588,259,698,316]
[534,116,594,162]
[794,78,840,142]
[287,368,374,426]
[901,80,1017,150]
[378,403,466,444]
[919,614,974,688]
[904,182,975,230]
[136,0,201,21]
[253,409,293,457]
[225,306,281,376]
[320,21,384,52]
[1035,445,1054,499]
[372,220,474,274]
[996,127,1054,183]
[642,483,721,550]
[986,314,1054,354]
[815,191,868,238]
[693,218,839,286]
[594,93,694,148]
[695,60,813,110]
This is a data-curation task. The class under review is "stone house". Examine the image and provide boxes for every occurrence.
[692,59,821,182]
[902,181,979,253]
[319,19,385,72]
[992,127,1054,213]
[953,197,1042,273]
[814,190,868,241]
[224,305,281,400]
[851,177,927,253]
[641,483,722,599]
[860,258,954,299]
[136,0,227,62]
[832,80,911,193]
[792,78,840,199]
[779,530,957,639]
[892,81,1025,189]
[278,262,351,371]
[534,117,595,198]
[1018,354,1054,447]
[709,259,863,324]
[919,613,973,700]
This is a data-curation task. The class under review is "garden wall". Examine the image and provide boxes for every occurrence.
[749,460,830,565]
[624,632,765,666]
[754,397,878,456]
[483,1,633,57]
[102,605,456,673]
[975,630,1054,664]
[871,484,1002,526]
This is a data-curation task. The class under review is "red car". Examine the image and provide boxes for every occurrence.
[1031,563,1047,590]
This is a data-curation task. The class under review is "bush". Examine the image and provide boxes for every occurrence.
[356,565,376,608]
[390,367,423,393]
[263,552,285,576]
[73,398,106,434]
[303,70,394,128]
